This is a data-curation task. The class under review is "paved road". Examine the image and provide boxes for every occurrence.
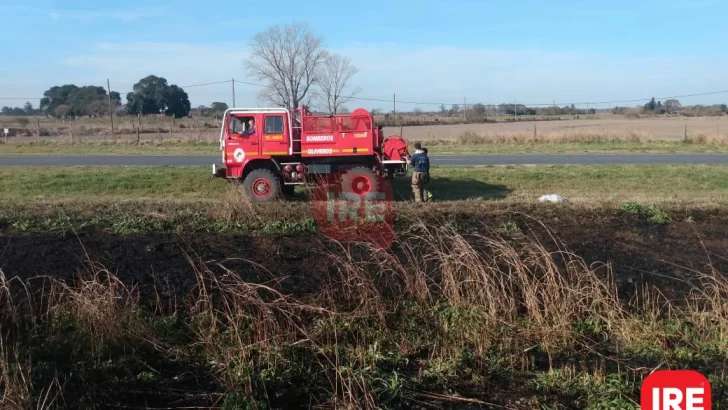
[3,154,728,166]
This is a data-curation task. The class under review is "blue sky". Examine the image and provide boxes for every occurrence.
[2,0,728,111]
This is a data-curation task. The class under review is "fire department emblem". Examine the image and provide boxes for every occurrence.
[233,148,245,163]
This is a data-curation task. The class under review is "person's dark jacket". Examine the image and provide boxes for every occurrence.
[410,151,430,173]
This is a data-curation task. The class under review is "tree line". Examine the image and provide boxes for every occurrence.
[1,76,198,119]
[377,98,728,119]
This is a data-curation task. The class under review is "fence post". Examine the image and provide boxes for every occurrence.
[137,114,141,143]
[684,124,688,142]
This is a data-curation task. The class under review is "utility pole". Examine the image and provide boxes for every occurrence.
[393,93,396,126]
[232,78,236,107]
[463,97,466,121]
[107,78,114,139]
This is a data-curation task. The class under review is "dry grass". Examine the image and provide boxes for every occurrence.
[396,116,728,142]
[1,213,728,408]
[434,128,728,145]
[2,114,727,145]
[0,114,220,143]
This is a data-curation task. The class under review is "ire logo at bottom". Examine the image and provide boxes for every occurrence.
[641,370,711,410]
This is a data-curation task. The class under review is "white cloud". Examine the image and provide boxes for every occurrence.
[48,7,165,22]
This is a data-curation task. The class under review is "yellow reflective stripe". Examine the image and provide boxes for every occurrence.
[341,148,369,153]
[262,151,289,155]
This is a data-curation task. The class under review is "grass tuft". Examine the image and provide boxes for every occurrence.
[620,202,672,224]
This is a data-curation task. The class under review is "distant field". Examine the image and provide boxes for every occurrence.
[2,114,727,145]
[385,115,728,142]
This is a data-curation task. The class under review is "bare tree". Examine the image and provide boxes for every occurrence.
[317,53,361,115]
[245,22,327,111]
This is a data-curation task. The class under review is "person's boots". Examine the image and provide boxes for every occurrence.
[412,186,422,202]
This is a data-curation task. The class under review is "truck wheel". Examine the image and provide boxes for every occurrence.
[341,167,379,201]
[243,169,282,203]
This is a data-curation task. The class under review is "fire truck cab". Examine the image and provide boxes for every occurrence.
[213,105,410,202]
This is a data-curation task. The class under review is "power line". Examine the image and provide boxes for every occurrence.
[235,79,437,105]
[180,80,231,88]
[2,80,727,108]
[233,79,728,108]
[233,79,396,104]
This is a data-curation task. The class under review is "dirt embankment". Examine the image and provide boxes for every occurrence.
[3,207,728,408]
[2,207,727,303]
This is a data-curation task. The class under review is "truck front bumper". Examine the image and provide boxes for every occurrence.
[212,164,226,179]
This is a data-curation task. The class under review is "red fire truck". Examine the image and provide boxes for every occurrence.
[212,105,410,202]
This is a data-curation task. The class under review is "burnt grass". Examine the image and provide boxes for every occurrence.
[2,203,728,409]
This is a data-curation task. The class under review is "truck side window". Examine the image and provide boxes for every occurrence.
[265,116,284,134]
[228,116,254,135]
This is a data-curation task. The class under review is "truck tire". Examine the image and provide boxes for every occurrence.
[242,168,282,203]
[341,167,379,201]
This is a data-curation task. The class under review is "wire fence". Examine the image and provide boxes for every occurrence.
[2,79,728,143]
[2,78,728,112]
[2,109,728,145]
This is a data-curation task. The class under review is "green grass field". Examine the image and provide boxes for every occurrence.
[4,162,728,408]
[4,139,728,156]
[2,164,728,206]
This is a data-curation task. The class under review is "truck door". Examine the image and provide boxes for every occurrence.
[261,113,288,156]
[226,114,260,165]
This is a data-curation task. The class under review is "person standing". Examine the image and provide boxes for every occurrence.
[422,147,432,201]
[407,142,430,202]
